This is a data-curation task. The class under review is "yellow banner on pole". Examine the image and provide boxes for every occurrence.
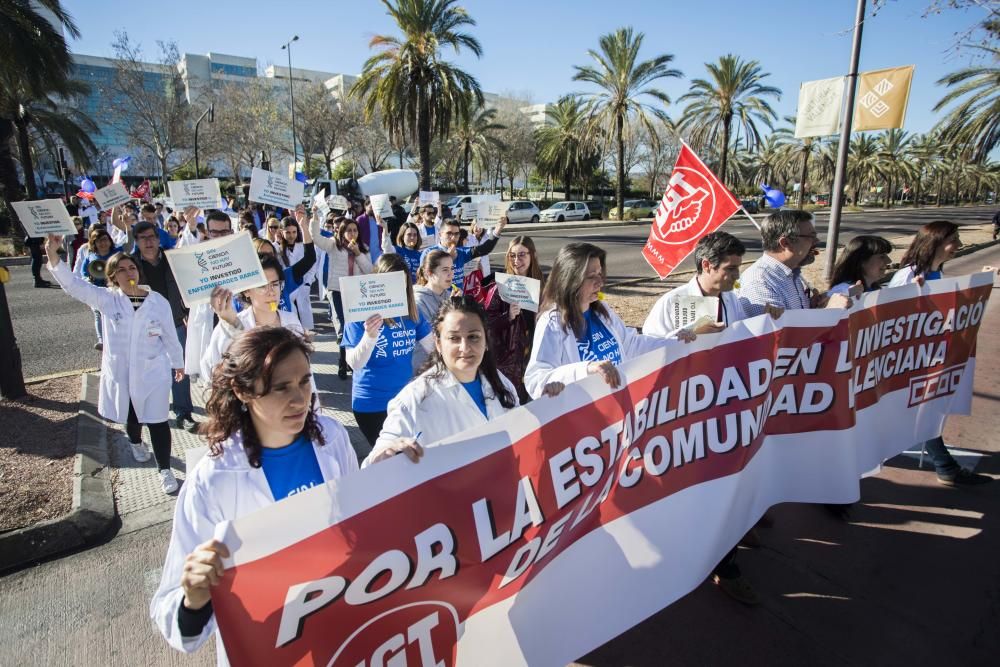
[853,65,914,131]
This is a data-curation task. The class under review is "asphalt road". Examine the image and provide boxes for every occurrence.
[3,205,994,380]
[1,243,997,667]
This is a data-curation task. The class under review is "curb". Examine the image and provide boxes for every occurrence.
[0,256,30,267]
[0,373,116,573]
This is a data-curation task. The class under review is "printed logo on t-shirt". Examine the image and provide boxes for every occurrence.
[577,315,623,365]
[286,481,319,498]
[374,323,419,359]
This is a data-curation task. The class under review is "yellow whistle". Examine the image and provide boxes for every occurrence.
[450,284,461,296]
[129,280,136,286]
[597,291,605,301]
[269,301,278,312]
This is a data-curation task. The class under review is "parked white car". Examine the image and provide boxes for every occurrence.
[503,200,541,223]
[539,201,591,222]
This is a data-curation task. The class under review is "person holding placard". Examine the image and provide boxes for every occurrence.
[482,236,545,403]
[79,226,123,350]
[150,327,358,663]
[525,242,670,400]
[342,254,433,452]
[419,217,505,291]
[253,236,316,318]
[309,212,373,379]
[361,296,529,465]
[278,213,319,334]
[377,218,424,280]
[44,235,184,494]
[407,201,442,247]
[643,232,755,339]
[201,254,305,382]
[829,235,893,295]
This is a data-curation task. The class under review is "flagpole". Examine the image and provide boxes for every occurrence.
[824,0,866,282]
[738,207,761,231]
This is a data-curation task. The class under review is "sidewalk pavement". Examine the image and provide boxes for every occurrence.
[109,308,368,534]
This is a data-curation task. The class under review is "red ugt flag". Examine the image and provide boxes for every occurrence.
[642,144,741,278]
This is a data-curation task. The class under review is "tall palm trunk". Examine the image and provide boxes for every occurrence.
[719,114,732,189]
[0,119,26,235]
[797,146,810,208]
[417,87,432,192]
[14,118,38,200]
[563,169,570,200]
[615,112,625,220]
[937,172,945,206]
[463,142,471,194]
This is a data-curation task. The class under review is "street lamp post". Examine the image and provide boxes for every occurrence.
[194,103,215,179]
[281,35,300,173]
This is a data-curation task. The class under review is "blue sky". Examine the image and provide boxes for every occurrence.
[62,0,991,136]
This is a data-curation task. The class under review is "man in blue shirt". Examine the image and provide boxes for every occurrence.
[420,217,506,291]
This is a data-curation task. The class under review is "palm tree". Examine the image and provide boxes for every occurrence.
[535,96,590,199]
[847,134,881,206]
[573,27,681,221]
[0,1,94,205]
[678,54,781,189]
[932,22,999,163]
[350,0,484,191]
[773,117,826,207]
[875,129,913,208]
[905,133,942,208]
[451,103,505,193]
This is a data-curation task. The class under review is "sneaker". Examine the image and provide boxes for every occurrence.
[713,574,760,606]
[159,469,179,494]
[130,440,151,463]
[34,279,53,288]
[174,414,191,430]
[938,468,992,486]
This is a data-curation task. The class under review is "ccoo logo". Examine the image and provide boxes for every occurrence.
[650,166,718,246]
[327,601,461,667]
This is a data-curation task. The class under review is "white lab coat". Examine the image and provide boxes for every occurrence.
[184,302,214,378]
[149,416,359,666]
[48,261,183,423]
[309,216,374,293]
[200,307,304,381]
[363,367,519,466]
[642,276,747,338]
[525,304,665,399]
[888,265,920,287]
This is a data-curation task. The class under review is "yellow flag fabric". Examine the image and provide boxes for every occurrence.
[853,65,914,131]
[795,76,845,138]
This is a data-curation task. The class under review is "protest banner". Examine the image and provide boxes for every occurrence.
[313,191,330,219]
[339,271,409,323]
[643,144,741,279]
[168,178,222,210]
[369,193,394,219]
[328,194,349,211]
[494,272,541,312]
[93,182,132,210]
[478,201,509,229]
[249,167,305,209]
[11,199,76,237]
[460,201,478,220]
[208,272,992,666]
[794,76,845,138]
[419,190,440,205]
[165,232,267,308]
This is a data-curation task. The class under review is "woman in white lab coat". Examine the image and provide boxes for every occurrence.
[362,296,563,466]
[150,327,358,664]
[45,234,185,493]
[525,242,667,399]
[200,254,304,381]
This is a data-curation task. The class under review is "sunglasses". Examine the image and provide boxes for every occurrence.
[268,225,280,230]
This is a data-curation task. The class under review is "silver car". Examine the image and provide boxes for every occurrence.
[504,200,541,223]
[539,201,591,222]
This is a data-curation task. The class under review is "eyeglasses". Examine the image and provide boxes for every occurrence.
[261,280,283,292]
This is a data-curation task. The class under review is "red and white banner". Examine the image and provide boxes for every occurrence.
[643,144,741,278]
[211,274,992,666]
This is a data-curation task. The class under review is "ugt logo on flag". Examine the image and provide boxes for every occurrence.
[643,144,740,278]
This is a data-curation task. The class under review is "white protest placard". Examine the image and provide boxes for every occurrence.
[168,178,222,210]
[478,201,510,229]
[494,272,541,312]
[248,167,305,209]
[11,199,76,237]
[418,190,439,205]
[339,271,409,323]
[312,191,330,219]
[328,194,349,211]
[93,182,132,210]
[672,294,720,330]
[165,232,267,308]
[460,201,478,220]
[368,193,394,219]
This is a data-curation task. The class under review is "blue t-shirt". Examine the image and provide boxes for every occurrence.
[343,314,432,412]
[258,434,324,500]
[461,377,488,417]
[421,244,475,291]
[392,244,423,282]
[925,270,942,281]
[577,310,623,365]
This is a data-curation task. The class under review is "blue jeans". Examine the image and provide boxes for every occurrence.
[923,436,959,477]
[171,324,193,417]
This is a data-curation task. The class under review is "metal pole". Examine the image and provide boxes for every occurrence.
[824,0,866,282]
[283,36,300,173]
[194,104,214,179]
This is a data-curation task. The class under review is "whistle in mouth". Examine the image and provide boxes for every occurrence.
[269,301,278,312]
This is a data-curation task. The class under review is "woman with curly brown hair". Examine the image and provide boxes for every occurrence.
[150,326,358,662]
